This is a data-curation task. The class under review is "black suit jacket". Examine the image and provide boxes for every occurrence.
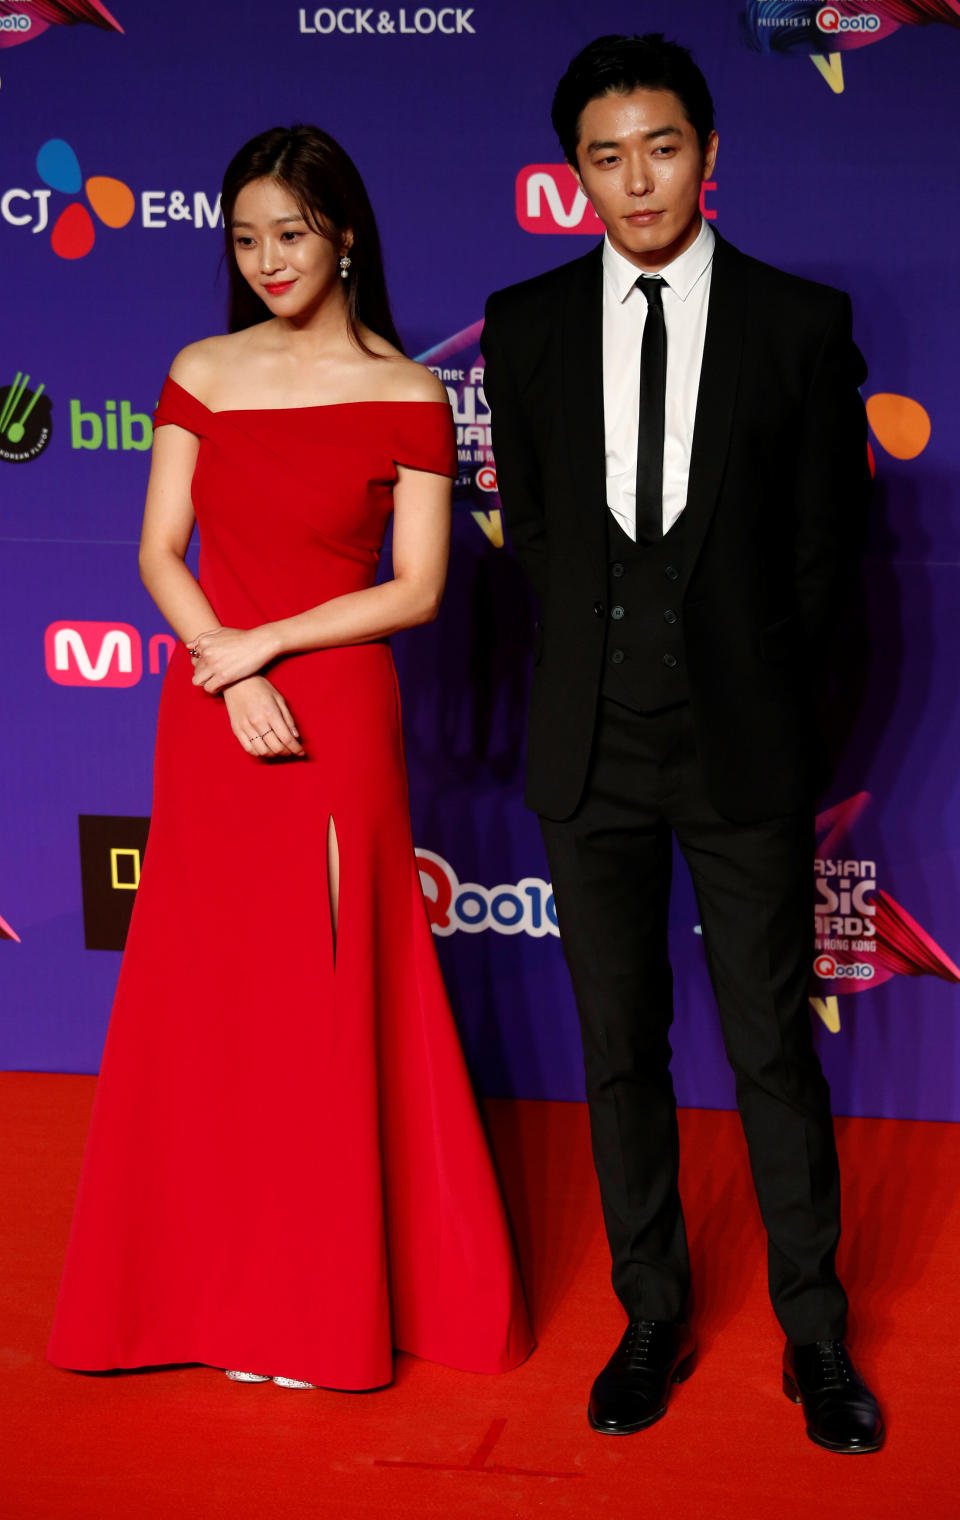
[481,232,869,824]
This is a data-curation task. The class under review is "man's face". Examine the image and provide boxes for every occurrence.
[572,87,718,271]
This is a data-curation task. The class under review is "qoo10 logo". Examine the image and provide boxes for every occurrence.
[816,7,881,33]
[416,849,559,938]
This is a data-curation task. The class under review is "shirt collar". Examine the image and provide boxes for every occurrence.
[603,217,715,304]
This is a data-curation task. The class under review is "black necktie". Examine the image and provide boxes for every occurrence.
[634,276,666,545]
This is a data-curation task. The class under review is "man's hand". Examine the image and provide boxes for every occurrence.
[189,625,280,693]
[221,676,305,759]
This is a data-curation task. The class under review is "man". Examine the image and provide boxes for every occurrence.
[481,33,883,1452]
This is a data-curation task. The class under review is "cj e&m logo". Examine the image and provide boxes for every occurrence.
[44,623,175,688]
[0,369,52,463]
[1,138,223,260]
[78,815,150,953]
[516,165,717,235]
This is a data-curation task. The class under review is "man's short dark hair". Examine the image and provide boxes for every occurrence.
[552,33,715,163]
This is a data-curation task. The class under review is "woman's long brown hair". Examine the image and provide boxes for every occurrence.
[221,124,403,355]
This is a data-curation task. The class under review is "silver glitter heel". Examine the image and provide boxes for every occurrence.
[225,1370,270,1382]
[272,1375,317,1389]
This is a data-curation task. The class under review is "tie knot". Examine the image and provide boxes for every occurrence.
[636,275,664,310]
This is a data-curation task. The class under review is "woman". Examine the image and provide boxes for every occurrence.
[48,125,532,1392]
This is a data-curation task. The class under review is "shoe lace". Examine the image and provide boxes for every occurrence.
[817,1340,853,1388]
[623,1320,658,1370]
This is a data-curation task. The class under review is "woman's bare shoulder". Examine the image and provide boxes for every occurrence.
[378,354,450,404]
[167,332,258,404]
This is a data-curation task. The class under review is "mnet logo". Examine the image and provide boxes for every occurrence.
[516,164,717,234]
[516,166,603,235]
[44,622,175,687]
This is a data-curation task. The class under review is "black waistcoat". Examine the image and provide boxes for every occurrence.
[600,510,690,713]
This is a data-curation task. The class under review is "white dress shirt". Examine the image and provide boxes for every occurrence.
[602,217,715,539]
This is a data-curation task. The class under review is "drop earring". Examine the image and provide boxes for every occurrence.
[339,253,352,280]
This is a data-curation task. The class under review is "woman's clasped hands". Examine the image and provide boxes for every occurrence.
[188,624,280,692]
[222,677,305,759]
[188,627,304,760]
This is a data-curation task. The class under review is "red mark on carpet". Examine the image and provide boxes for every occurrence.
[374,1417,583,1478]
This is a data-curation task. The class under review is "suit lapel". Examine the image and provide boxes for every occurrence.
[683,232,748,577]
[560,245,608,548]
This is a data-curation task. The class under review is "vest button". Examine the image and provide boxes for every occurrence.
[662,653,679,669]
[593,601,605,618]
[611,562,625,579]
[665,564,680,581]
[611,605,625,621]
[663,609,678,625]
[611,649,625,665]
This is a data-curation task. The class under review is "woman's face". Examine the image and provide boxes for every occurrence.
[230,176,349,320]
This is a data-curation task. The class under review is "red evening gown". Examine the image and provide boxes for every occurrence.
[47,377,533,1390]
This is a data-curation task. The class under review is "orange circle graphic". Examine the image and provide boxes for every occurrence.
[86,176,135,229]
[865,393,931,460]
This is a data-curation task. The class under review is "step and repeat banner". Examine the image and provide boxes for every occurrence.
[2,1,959,1119]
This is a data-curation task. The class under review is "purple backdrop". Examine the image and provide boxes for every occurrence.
[2,1,959,1119]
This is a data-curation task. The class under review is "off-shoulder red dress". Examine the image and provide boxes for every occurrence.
[47,377,533,1390]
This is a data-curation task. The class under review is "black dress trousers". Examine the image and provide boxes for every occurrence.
[539,697,848,1345]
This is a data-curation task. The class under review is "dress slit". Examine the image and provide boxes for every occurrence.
[327,813,340,963]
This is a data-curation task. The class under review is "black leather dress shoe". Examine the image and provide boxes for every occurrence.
[783,1339,884,1453]
[588,1319,695,1435]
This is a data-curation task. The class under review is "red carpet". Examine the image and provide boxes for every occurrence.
[2,1073,958,1519]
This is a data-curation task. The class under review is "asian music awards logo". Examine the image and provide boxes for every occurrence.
[0,0,122,50]
[416,324,502,548]
[741,2,960,94]
[808,792,960,1032]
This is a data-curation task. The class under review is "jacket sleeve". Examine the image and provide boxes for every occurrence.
[481,292,548,606]
[793,292,871,644]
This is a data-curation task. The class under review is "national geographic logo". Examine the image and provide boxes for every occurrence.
[78,814,149,951]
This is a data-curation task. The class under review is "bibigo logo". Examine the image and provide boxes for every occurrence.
[1,139,223,260]
[0,369,52,464]
[44,622,175,688]
[416,849,559,938]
